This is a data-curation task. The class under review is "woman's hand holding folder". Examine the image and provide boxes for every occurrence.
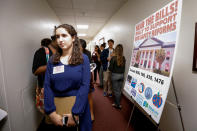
[49,112,63,126]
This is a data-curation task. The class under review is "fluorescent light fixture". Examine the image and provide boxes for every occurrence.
[78,33,87,37]
[77,25,89,29]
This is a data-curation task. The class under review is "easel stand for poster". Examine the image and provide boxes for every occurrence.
[170,76,185,131]
[125,101,135,131]
[125,76,185,131]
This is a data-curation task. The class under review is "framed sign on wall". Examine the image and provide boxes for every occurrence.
[99,37,105,45]
[193,23,197,71]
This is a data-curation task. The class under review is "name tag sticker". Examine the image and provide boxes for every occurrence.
[53,65,64,74]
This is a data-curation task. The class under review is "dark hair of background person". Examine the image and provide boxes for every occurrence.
[41,38,52,47]
[101,43,105,48]
[95,45,101,54]
[79,39,87,49]
[115,44,124,66]
[51,26,57,41]
[79,39,91,62]
[51,35,56,41]
[53,24,83,65]
[107,39,114,44]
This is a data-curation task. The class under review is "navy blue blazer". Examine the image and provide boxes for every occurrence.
[100,48,114,71]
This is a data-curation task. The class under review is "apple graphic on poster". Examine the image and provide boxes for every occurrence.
[152,92,163,108]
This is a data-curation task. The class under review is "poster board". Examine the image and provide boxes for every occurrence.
[123,0,182,124]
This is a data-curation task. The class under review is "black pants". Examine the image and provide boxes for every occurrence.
[37,117,78,131]
[94,64,100,82]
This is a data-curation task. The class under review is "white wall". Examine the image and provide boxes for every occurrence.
[0,0,60,131]
[93,0,197,130]
[87,41,96,54]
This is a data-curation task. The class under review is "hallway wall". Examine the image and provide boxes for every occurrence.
[0,0,60,130]
[92,0,197,130]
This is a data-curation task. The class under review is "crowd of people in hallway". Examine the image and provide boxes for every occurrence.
[32,24,126,131]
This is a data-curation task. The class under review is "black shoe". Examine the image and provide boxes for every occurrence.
[116,105,122,109]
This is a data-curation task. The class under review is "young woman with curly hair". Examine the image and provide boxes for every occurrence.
[43,24,92,131]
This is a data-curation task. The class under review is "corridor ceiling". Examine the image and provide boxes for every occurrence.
[47,0,128,42]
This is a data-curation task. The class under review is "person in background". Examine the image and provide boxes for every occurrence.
[79,39,91,62]
[32,36,57,130]
[99,43,106,88]
[79,39,95,121]
[109,44,126,109]
[44,24,92,131]
[100,39,115,97]
[102,42,106,49]
[100,43,105,52]
[91,45,101,84]
[33,37,57,88]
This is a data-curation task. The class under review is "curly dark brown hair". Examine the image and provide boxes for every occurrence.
[53,24,83,65]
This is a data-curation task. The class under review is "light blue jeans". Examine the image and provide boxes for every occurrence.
[111,73,124,106]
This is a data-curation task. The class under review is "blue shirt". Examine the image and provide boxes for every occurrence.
[44,54,92,131]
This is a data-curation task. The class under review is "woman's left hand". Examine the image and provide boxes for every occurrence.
[49,112,63,126]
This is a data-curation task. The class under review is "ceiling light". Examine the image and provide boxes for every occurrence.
[77,25,89,29]
[78,33,87,37]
